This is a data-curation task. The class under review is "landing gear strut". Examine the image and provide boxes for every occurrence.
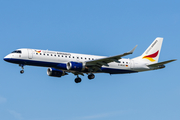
[75,76,82,83]
[88,73,95,80]
[19,64,24,74]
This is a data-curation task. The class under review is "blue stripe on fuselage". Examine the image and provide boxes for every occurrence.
[101,67,137,74]
[4,58,137,74]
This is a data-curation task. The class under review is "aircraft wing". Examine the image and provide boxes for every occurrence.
[85,45,137,67]
[147,59,177,67]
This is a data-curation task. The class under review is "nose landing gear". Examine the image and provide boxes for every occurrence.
[20,70,24,74]
[19,64,24,74]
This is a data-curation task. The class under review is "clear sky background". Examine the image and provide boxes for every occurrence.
[0,0,180,120]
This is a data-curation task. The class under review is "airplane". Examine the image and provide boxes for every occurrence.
[4,37,176,83]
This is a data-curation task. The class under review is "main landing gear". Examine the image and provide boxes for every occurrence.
[88,73,95,80]
[19,64,24,74]
[75,76,82,83]
[74,73,95,83]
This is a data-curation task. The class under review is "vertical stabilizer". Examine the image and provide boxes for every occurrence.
[140,37,163,63]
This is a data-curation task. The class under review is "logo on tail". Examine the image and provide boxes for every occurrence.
[142,50,159,62]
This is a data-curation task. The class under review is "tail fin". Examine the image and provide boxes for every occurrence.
[140,37,163,63]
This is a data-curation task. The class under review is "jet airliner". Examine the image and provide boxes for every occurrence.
[4,37,176,83]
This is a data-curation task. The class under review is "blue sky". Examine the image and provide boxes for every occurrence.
[0,0,180,120]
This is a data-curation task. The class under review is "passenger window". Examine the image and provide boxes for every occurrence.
[62,55,63,57]
[54,55,56,57]
[47,54,49,56]
[126,62,128,64]
[44,54,45,55]
[77,57,79,59]
[36,53,38,55]
[81,57,83,59]
[40,53,42,55]
[69,56,71,58]
[73,56,74,58]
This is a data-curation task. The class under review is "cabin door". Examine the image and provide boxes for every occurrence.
[130,60,134,70]
[28,49,33,59]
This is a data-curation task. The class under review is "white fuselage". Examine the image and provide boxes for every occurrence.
[4,48,152,74]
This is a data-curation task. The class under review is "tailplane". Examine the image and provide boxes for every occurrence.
[147,59,177,67]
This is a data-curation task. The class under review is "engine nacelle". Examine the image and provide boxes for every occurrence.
[66,62,85,71]
[47,68,65,77]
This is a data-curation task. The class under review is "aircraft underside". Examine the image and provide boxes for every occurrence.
[4,58,138,83]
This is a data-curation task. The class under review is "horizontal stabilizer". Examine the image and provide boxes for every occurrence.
[147,59,177,67]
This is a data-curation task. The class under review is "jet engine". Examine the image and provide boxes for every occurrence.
[66,62,85,71]
[47,68,66,77]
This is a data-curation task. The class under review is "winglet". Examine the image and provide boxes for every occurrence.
[128,45,138,54]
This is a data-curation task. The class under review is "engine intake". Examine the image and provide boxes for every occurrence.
[66,62,85,71]
[47,68,66,77]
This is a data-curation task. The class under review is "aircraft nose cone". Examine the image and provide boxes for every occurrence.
[4,57,9,61]
[3,55,11,62]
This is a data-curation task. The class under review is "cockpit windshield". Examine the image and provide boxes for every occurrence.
[11,50,22,53]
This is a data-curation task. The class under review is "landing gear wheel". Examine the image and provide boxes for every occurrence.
[20,70,24,74]
[19,64,25,74]
[75,77,82,83]
[88,74,95,80]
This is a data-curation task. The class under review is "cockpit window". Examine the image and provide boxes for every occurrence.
[11,50,22,53]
